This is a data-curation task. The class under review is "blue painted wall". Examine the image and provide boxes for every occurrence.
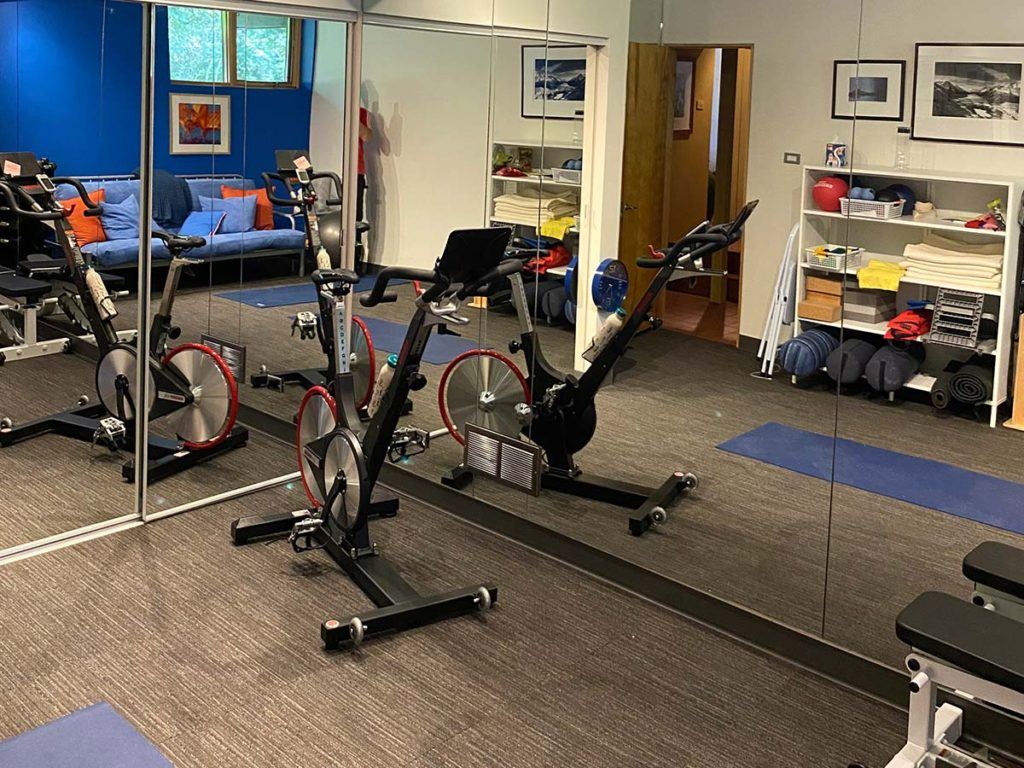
[0,0,315,178]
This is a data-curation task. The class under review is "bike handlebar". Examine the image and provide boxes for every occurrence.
[636,200,759,270]
[360,266,438,307]
[52,177,104,217]
[263,169,344,208]
[0,181,61,221]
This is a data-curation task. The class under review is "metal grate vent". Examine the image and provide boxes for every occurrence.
[463,423,541,495]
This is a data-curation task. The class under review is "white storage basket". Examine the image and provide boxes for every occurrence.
[803,244,864,271]
[839,197,904,219]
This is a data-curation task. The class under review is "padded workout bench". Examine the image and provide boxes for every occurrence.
[879,591,1024,768]
[0,268,69,364]
[964,541,1024,623]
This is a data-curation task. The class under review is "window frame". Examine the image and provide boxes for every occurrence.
[169,11,302,90]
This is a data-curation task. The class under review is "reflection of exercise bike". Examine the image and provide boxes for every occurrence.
[231,227,517,650]
[441,201,758,535]
[251,153,374,408]
[0,152,247,483]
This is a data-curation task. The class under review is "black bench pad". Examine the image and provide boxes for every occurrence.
[897,591,1024,695]
[964,542,1024,601]
[0,272,52,302]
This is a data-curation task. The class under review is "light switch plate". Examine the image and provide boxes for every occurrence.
[783,152,801,165]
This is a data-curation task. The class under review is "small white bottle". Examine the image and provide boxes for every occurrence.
[894,126,911,170]
[590,307,626,357]
[316,246,332,271]
[367,353,397,417]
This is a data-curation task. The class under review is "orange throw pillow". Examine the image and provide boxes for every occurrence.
[59,188,107,246]
[221,186,273,231]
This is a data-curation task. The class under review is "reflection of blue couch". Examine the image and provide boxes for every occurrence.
[55,178,306,268]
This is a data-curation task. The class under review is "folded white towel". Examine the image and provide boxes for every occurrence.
[899,260,1001,279]
[904,267,1001,290]
[903,243,1003,268]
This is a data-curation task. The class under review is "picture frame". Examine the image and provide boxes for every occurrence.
[832,59,906,121]
[170,93,231,155]
[521,45,586,120]
[912,43,1024,147]
[673,57,696,138]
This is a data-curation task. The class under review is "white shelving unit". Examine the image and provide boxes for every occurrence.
[489,139,584,234]
[797,164,1020,427]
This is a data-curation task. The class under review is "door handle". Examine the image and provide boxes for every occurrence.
[622,203,638,213]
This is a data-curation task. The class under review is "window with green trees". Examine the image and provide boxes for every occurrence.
[167,7,300,87]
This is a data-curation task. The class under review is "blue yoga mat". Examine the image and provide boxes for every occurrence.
[216,277,408,308]
[718,422,1024,535]
[0,702,171,768]
[361,316,478,366]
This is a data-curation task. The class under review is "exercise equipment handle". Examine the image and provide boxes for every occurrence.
[262,171,300,207]
[636,233,727,269]
[153,230,206,252]
[52,177,104,217]
[312,267,359,288]
[310,170,344,207]
[456,259,525,299]
[0,180,62,221]
[360,266,437,307]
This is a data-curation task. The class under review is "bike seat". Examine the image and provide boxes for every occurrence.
[313,268,360,286]
[153,230,206,252]
[0,270,51,303]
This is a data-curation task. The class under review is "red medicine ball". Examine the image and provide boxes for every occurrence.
[812,176,849,212]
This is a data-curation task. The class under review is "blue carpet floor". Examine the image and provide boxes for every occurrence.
[0,702,171,768]
[718,421,1024,535]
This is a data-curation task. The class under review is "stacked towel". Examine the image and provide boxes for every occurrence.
[493,189,578,227]
[900,241,1003,291]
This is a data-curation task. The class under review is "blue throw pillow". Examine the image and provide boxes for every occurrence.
[199,195,257,234]
[178,210,226,238]
[101,195,141,240]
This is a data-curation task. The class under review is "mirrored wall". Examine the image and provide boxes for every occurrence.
[0,0,145,551]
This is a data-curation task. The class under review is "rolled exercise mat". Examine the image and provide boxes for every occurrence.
[826,338,878,384]
[949,356,994,406]
[777,328,839,377]
[930,360,962,410]
[864,343,925,393]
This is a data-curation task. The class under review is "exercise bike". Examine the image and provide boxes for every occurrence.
[0,152,247,483]
[250,152,374,409]
[440,201,758,535]
[231,227,517,650]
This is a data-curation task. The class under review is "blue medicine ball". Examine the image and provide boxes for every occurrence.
[888,184,916,216]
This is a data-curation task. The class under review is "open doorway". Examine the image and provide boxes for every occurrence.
[661,46,751,346]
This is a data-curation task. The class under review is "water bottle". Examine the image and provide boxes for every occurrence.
[590,307,626,357]
[316,246,332,271]
[894,126,911,170]
[85,267,118,320]
[367,353,398,418]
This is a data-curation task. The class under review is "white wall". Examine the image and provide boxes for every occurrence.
[664,0,1024,341]
[308,21,347,176]
[360,25,492,269]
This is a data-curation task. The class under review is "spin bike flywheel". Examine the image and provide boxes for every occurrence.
[162,343,239,449]
[296,386,370,533]
[97,342,239,450]
[438,349,531,445]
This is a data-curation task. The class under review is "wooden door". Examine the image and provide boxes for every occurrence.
[618,42,673,316]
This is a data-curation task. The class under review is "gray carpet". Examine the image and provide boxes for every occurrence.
[0,476,906,767]
[16,273,1024,672]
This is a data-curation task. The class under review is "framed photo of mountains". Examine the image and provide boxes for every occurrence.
[522,45,586,120]
[913,44,1024,147]
[831,60,905,121]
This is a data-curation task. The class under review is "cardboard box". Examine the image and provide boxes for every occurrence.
[799,298,842,323]
[805,275,844,297]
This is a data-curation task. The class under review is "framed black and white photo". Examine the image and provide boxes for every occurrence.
[832,60,906,121]
[673,57,696,138]
[913,44,1024,146]
[521,45,586,120]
